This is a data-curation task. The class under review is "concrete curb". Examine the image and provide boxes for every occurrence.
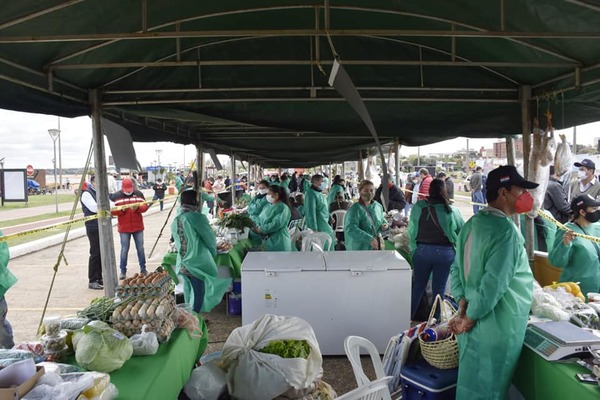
[9,200,176,260]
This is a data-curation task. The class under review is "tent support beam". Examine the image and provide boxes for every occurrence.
[231,153,236,206]
[520,85,535,264]
[506,136,520,227]
[5,29,600,43]
[51,59,578,69]
[0,0,84,31]
[196,142,204,205]
[90,89,118,296]
[395,139,401,185]
[105,86,519,95]
[103,97,519,106]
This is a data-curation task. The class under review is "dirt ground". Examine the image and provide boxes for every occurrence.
[4,196,475,396]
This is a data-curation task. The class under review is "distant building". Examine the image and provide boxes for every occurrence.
[493,138,523,158]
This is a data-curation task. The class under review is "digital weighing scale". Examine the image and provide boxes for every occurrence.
[524,321,600,361]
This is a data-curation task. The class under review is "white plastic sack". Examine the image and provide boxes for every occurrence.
[130,325,159,356]
[221,314,323,400]
[184,361,227,400]
[23,371,94,400]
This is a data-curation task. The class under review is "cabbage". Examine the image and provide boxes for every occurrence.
[74,321,132,373]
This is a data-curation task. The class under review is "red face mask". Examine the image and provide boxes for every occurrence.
[509,190,534,214]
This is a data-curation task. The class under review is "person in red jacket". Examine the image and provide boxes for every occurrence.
[110,178,149,280]
[417,168,433,200]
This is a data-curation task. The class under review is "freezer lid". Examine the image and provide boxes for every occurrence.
[323,250,411,271]
[241,251,326,271]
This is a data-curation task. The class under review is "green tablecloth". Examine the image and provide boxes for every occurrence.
[513,347,600,399]
[110,318,208,400]
[385,240,413,267]
[214,239,252,278]
[161,238,252,279]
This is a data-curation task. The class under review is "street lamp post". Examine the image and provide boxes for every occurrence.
[155,149,163,179]
[48,129,60,213]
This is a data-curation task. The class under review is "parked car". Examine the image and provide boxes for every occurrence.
[27,179,42,195]
[462,175,472,192]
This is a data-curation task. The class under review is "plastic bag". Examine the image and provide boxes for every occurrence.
[23,371,94,400]
[221,314,323,400]
[130,325,159,356]
[184,361,227,400]
[172,308,203,338]
[36,362,83,374]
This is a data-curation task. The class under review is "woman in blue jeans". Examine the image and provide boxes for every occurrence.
[408,179,465,320]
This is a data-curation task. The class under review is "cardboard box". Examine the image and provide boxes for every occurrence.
[0,366,44,400]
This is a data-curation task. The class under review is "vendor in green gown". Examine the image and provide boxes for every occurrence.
[327,175,346,206]
[304,174,336,250]
[247,180,270,220]
[251,185,293,251]
[344,180,388,250]
[170,190,231,313]
[549,194,600,297]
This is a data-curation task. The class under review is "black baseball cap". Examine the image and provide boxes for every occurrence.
[486,165,539,192]
[574,159,596,170]
[571,194,600,214]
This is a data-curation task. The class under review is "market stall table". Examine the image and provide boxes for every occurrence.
[513,346,600,399]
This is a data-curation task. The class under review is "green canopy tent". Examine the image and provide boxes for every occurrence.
[2,0,600,291]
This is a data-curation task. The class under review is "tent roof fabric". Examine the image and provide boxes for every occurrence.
[1,1,600,166]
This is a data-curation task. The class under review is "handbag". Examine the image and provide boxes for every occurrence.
[418,294,459,369]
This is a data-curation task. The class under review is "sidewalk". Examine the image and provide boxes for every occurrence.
[5,198,180,343]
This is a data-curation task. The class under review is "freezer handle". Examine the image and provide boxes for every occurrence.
[264,268,303,276]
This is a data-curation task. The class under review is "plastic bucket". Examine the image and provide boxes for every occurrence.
[228,293,242,315]
[232,279,242,294]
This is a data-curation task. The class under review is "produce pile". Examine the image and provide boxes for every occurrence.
[117,270,172,297]
[531,281,600,329]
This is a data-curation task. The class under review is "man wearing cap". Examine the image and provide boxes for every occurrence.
[571,159,600,201]
[470,166,484,214]
[449,165,535,400]
[549,194,600,297]
[110,178,149,280]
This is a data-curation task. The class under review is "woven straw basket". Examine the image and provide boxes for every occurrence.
[418,295,459,369]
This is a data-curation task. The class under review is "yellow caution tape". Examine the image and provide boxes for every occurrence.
[402,187,487,207]
[537,209,600,244]
[0,196,175,243]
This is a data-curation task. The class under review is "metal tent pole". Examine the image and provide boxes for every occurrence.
[520,85,535,263]
[231,153,236,206]
[395,139,401,185]
[90,89,117,296]
[196,143,204,206]
[506,136,520,227]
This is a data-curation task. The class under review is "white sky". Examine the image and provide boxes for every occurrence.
[0,108,599,169]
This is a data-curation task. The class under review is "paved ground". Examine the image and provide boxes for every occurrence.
[3,193,477,396]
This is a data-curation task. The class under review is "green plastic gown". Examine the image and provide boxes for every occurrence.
[344,201,385,250]
[247,194,268,220]
[549,221,600,296]
[255,202,292,251]
[408,200,464,254]
[450,207,533,400]
[0,230,17,298]
[170,207,232,312]
[327,184,345,205]
[304,187,335,250]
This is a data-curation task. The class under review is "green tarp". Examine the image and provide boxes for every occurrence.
[1,1,600,166]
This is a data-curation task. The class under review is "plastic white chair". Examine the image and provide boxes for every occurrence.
[331,209,347,233]
[335,377,393,400]
[344,336,392,400]
[301,232,333,252]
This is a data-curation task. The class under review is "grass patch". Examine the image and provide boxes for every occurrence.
[0,211,80,228]
[1,194,77,209]
[5,221,85,247]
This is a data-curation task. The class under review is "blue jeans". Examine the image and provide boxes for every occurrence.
[187,275,205,313]
[404,203,412,217]
[119,231,146,273]
[152,194,164,211]
[0,297,14,349]
[411,244,456,320]
[472,190,484,214]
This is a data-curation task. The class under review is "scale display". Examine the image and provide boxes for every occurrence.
[524,321,600,361]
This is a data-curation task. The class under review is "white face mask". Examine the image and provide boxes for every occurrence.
[259,188,268,195]
[266,195,275,204]
[578,170,588,180]
[123,191,133,196]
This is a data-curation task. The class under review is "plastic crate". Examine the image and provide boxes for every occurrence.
[400,359,458,400]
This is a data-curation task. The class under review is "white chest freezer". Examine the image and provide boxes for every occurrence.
[241,250,411,355]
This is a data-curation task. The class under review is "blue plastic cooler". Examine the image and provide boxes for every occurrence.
[400,360,458,400]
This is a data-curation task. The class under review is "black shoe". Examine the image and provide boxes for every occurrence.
[88,282,103,290]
